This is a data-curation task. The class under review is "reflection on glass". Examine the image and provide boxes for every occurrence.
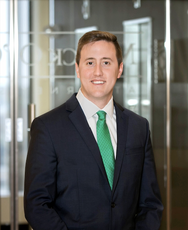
[123,18,152,124]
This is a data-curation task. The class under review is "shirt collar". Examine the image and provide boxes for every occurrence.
[76,89,114,119]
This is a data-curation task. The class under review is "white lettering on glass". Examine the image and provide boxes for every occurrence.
[124,43,135,64]
[20,43,42,66]
[17,118,23,142]
[49,49,62,66]
[5,118,11,142]
[51,87,59,94]
[63,48,76,66]
[67,86,74,94]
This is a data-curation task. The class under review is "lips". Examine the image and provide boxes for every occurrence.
[91,80,105,84]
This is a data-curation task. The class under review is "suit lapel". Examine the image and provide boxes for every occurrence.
[65,95,129,194]
[112,103,129,192]
[66,94,110,190]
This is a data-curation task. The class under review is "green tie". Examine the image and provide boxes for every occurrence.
[96,111,115,190]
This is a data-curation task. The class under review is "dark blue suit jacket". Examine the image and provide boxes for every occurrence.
[24,94,163,230]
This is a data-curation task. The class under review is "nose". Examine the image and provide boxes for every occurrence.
[94,63,103,76]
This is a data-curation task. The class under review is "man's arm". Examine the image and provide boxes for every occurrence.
[24,117,67,230]
[135,120,164,230]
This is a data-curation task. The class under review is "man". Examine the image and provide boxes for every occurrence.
[24,31,163,230]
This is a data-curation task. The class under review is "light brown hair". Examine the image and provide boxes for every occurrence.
[76,30,123,66]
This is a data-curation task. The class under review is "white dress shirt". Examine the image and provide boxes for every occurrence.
[76,89,117,158]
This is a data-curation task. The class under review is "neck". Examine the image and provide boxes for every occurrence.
[79,89,113,109]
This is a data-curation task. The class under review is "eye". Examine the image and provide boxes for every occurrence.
[87,61,93,65]
[103,61,110,65]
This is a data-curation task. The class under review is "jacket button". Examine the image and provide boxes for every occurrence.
[111,202,116,208]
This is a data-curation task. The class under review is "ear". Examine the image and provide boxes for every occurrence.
[75,63,80,79]
[117,62,123,79]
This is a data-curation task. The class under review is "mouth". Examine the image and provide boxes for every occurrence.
[91,80,105,85]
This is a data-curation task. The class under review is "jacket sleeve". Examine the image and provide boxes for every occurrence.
[135,120,164,230]
[24,117,68,230]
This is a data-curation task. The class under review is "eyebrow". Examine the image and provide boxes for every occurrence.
[102,57,113,61]
[84,57,95,61]
[84,57,113,61]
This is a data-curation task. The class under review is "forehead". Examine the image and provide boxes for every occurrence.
[81,40,116,56]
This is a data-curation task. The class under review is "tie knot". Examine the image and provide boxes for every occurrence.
[97,111,106,120]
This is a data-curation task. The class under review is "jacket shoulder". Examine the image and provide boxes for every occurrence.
[115,102,147,124]
[33,93,79,125]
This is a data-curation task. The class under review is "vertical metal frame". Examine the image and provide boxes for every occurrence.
[49,0,55,109]
[165,0,171,229]
[10,0,18,229]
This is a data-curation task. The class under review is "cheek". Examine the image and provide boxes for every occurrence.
[109,73,118,83]
[80,70,91,79]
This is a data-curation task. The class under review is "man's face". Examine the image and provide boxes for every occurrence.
[75,40,123,108]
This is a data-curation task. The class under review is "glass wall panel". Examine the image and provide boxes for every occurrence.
[170,1,188,229]
[0,0,170,229]
[0,0,11,227]
[17,0,30,226]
